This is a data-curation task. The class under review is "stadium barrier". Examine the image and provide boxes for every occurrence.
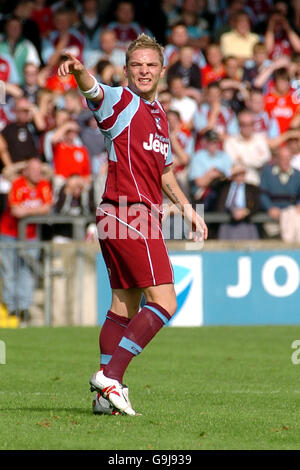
[0,240,98,327]
[18,214,96,241]
[1,213,299,327]
[17,212,274,242]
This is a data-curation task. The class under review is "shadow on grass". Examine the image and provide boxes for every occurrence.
[1,407,93,415]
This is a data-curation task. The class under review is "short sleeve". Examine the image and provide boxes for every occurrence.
[165,141,173,167]
[86,84,124,125]
[41,182,53,204]
[86,85,139,140]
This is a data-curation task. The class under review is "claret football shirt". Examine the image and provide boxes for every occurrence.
[87,84,173,211]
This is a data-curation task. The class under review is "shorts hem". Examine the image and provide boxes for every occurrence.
[110,279,174,289]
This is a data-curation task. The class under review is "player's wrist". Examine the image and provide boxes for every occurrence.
[78,74,101,100]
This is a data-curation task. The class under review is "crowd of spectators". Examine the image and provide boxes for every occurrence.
[2,0,300,247]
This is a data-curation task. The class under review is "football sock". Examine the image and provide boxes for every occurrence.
[99,310,131,369]
[104,302,171,383]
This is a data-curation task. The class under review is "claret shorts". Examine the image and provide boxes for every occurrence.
[96,201,174,289]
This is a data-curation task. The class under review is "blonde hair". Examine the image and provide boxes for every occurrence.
[126,33,164,66]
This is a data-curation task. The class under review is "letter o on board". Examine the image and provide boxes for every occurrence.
[262,256,300,297]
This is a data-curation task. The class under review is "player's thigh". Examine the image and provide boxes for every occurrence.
[143,283,177,316]
[110,287,143,319]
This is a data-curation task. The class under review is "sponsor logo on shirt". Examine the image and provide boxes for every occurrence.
[143,133,169,159]
[272,107,293,118]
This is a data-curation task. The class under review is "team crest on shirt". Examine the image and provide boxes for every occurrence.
[154,117,162,131]
[74,150,83,162]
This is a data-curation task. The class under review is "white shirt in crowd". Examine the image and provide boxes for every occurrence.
[224,132,271,185]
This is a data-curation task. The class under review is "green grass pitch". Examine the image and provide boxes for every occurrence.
[1,325,300,450]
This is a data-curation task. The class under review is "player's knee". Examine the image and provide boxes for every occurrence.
[146,296,177,317]
[168,296,177,317]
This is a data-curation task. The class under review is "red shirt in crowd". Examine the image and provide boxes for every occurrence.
[0,176,52,239]
[264,91,300,133]
[201,64,226,88]
[269,36,293,61]
[45,74,77,94]
[53,142,91,178]
[31,6,55,36]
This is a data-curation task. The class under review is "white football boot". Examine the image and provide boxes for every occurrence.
[90,370,136,416]
[92,385,132,415]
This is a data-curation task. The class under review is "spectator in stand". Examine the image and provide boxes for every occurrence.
[78,0,102,52]
[53,173,95,241]
[201,43,226,88]
[167,109,193,197]
[106,1,152,51]
[287,132,300,172]
[161,0,181,28]
[21,62,40,104]
[35,88,56,133]
[260,144,300,240]
[224,109,271,186]
[62,88,85,122]
[289,52,300,92]
[42,7,85,67]
[79,112,107,165]
[0,54,23,131]
[220,55,248,114]
[168,75,198,129]
[220,10,259,65]
[223,54,242,82]
[213,0,248,42]
[216,163,260,240]
[189,130,232,210]
[0,97,40,170]
[164,22,206,68]
[83,29,125,75]
[41,65,78,96]
[0,157,52,320]
[245,0,273,34]
[31,0,55,38]
[242,42,272,90]
[245,87,281,147]
[52,119,91,195]
[264,67,300,134]
[265,6,300,61]
[0,16,40,86]
[166,45,202,94]
[43,108,80,165]
[193,81,239,150]
[172,0,210,51]
[0,52,20,85]
[96,59,122,87]
[13,0,41,60]
[245,86,300,149]
[41,7,85,93]
[158,89,173,114]
[196,0,216,37]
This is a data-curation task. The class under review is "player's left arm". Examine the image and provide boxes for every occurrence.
[161,165,208,242]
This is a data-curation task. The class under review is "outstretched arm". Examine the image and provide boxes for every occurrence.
[161,165,208,242]
[57,52,103,103]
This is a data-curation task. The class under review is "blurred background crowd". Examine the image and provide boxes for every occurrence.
[2,0,300,243]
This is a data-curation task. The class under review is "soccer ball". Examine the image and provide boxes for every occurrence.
[92,392,121,415]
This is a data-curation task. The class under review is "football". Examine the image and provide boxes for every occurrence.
[92,392,120,415]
